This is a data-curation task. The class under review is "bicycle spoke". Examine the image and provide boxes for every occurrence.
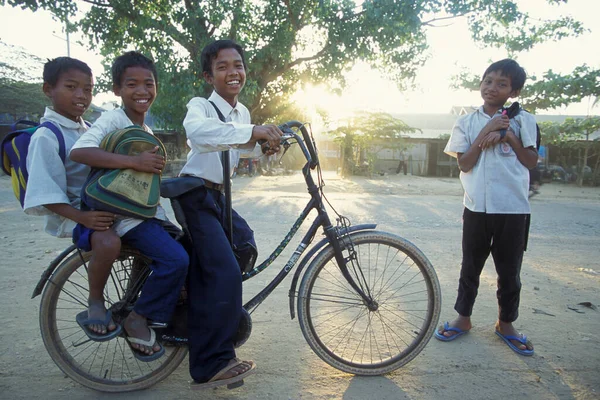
[300,233,440,373]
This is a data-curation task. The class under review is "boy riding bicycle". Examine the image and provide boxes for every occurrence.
[178,39,282,389]
[70,51,188,362]
[24,57,123,341]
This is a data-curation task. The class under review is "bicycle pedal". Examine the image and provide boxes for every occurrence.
[227,379,244,389]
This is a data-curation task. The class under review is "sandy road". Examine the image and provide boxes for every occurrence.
[0,172,599,399]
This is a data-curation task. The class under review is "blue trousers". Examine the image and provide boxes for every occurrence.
[121,219,189,323]
[178,187,243,383]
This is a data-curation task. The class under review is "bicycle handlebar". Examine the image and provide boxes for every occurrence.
[260,121,319,169]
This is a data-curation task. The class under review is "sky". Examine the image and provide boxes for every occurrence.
[0,0,599,118]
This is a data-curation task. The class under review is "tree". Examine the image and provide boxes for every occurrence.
[3,0,589,128]
[539,117,600,186]
[327,111,419,176]
[0,77,49,120]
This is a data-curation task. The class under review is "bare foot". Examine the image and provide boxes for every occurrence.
[496,321,534,352]
[438,315,472,339]
[124,311,161,355]
[87,299,117,335]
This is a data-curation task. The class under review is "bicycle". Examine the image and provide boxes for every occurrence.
[32,121,442,392]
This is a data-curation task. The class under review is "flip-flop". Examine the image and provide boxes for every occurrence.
[495,330,534,356]
[76,310,122,342]
[434,321,469,342]
[126,327,165,362]
[190,358,256,390]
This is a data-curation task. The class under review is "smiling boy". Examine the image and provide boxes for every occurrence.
[178,39,282,389]
[70,51,188,362]
[24,57,123,340]
[438,59,538,356]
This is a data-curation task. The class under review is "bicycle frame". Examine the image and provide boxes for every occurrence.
[241,123,377,317]
[31,122,378,319]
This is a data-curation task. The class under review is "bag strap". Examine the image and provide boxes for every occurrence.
[208,100,234,245]
[39,121,67,163]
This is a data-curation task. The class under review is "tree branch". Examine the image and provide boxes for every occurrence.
[81,0,112,8]
[422,12,468,26]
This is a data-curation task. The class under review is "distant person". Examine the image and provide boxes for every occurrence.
[70,51,188,362]
[438,59,538,356]
[396,148,408,175]
[23,57,122,341]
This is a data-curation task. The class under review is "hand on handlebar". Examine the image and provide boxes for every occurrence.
[252,125,283,155]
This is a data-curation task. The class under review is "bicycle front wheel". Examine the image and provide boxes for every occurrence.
[297,231,441,375]
[39,248,188,392]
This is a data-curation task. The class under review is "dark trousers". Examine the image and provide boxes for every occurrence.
[396,161,407,175]
[178,187,242,383]
[121,219,189,322]
[454,208,527,323]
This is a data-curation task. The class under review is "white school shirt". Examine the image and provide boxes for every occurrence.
[444,106,537,214]
[71,108,167,236]
[179,92,256,183]
[23,107,91,238]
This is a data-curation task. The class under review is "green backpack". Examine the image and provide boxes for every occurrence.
[82,125,167,219]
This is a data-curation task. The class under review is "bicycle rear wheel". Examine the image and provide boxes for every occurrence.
[297,231,441,375]
[39,247,188,392]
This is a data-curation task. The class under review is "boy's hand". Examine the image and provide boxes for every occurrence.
[132,146,165,173]
[252,125,283,153]
[484,115,510,135]
[79,211,117,231]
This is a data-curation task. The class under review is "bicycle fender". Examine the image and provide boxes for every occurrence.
[31,244,79,299]
[288,223,376,319]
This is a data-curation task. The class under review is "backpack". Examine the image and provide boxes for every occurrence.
[81,125,166,219]
[1,120,66,208]
[502,102,541,151]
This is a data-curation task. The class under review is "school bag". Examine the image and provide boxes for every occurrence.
[81,125,166,219]
[1,120,66,208]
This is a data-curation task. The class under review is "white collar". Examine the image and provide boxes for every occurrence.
[208,91,241,119]
[44,107,87,129]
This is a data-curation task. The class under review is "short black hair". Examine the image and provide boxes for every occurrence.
[481,59,526,91]
[43,57,92,86]
[111,51,158,86]
[201,39,247,76]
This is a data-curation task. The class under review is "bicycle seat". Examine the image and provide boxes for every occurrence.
[160,176,206,199]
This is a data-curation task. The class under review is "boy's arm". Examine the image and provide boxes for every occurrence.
[184,98,282,152]
[70,146,165,173]
[457,115,510,172]
[69,113,164,173]
[44,203,115,231]
[505,113,538,169]
[184,97,253,151]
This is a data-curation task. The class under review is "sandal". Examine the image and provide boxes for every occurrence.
[125,327,165,362]
[190,358,256,390]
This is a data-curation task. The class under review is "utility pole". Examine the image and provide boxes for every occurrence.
[65,16,70,57]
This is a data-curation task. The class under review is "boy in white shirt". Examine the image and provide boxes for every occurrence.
[438,59,537,356]
[179,39,282,389]
[71,51,188,362]
[24,57,122,341]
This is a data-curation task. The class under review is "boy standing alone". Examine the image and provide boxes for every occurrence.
[70,51,188,361]
[437,59,537,356]
[178,39,282,389]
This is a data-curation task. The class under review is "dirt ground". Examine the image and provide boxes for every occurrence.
[0,171,599,400]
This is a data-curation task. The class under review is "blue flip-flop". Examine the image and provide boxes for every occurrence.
[495,330,534,356]
[434,321,469,342]
[76,310,122,342]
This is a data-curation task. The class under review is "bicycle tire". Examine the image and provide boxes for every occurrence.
[39,247,188,392]
[297,231,441,375]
